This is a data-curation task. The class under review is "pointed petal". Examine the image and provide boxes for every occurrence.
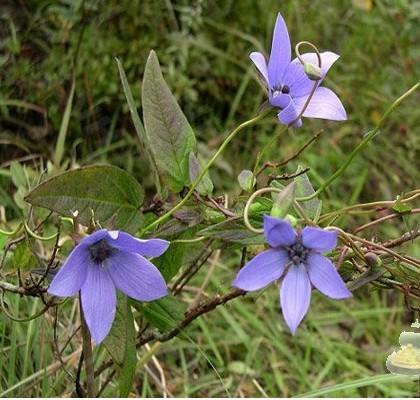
[263,215,296,248]
[106,252,168,301]
[80,229,109,246]
[277,100,302,128]
[280,264,311,334]
[306,254,352,299]
[292,51,340,80]
[269,91,290,109]
[294,87,347,121]
[301,227,337,253]
[48,244,89,297]
[250,51,269,85]
[80,265,116,344]
[268,13,291,87]
[232,249,288,291]
[107,231,169,257]
[282,62,314,97]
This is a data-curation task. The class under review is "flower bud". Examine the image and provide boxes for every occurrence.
[303,62,322,81]
[271,182,295,218]
[285,214,298,227]
[364,252,382,268]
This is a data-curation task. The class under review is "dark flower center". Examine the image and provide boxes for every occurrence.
[281,85,290,94]
[89,239,117,263]
[287,241,309,265]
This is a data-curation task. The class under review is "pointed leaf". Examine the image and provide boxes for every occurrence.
[142,50,197,192]
[189,152,213,196]
[25,165,144,233]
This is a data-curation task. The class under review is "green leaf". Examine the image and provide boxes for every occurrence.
[10,161,27,189]
[53,78,75,167]
[5,239,37,272]
[392,198,412,214]
[118,299,137,397]
[270,181,295,218]
[103,295,136,367]
[294,167,322,219]
[116,57,163,196]
[189,152,213,196]
[142,50,197,193]
[25,165,144,233]
[133,295,185,332]
[154,229,202,281]
[237,170,255,192]
[199,218,265,245]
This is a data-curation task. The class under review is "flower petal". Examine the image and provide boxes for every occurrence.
[269,91,290,109]
[250,51,269,85]
[80,229,109,246]
[280,264,311,334]
[80,265,116,344]
[106,252,168,301]
[301,227,337,253]
[48,244,90,297]
[263,215,297,248]
[292,51,340,81]
[294,87,347,121]
[268,13,291,88]
[277,99,303,128]
[306,254,352,299]
[282,62,313,98]
[232,249,289,291]
[107,231,169,257]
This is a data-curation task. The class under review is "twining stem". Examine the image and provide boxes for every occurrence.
[296,81,420,202]
[79,297,95,397]
[142,111,270,233]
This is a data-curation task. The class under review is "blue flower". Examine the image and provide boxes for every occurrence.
[48,229,169,343]
[233,216,351,334]
[250,13,347,127]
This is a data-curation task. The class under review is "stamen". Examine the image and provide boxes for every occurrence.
[89,239,117,263]
[281,85,290,94]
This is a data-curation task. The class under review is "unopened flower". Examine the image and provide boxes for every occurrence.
[250,13,347,127]
[233,216,351,334]
[48,230,169,343]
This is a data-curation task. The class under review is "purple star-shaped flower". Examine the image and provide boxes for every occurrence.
[48,229,169,343]
[233,216,351,334]
[250,13,347,127]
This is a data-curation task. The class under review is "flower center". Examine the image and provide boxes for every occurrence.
[88,239,117,263]
[272,84,290,95]
[287,241,309,265]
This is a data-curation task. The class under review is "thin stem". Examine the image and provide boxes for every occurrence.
[297,81,420,202]
[0,223,23,237]
[79,297,95,397]
[143,111,269,233]
[243,187,282,233]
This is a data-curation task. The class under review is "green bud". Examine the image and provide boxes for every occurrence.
[285,214,298,227]
[270,182,295,218]
[364,252,382,268]
[303,62,322,81]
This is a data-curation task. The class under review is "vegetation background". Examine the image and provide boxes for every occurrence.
[0,0,419,397]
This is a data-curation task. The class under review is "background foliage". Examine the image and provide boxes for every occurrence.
[0,0,419,397]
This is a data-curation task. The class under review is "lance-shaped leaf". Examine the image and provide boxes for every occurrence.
[25,165,144,233]
[142,50,197,193]
[189,152,213,196]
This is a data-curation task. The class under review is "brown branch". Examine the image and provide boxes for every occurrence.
[256,129,322,177]
[354,208,420,233]
[382,229,420,248]
[137,288,246,347]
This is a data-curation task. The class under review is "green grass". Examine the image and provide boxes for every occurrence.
[1,0,419,397]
